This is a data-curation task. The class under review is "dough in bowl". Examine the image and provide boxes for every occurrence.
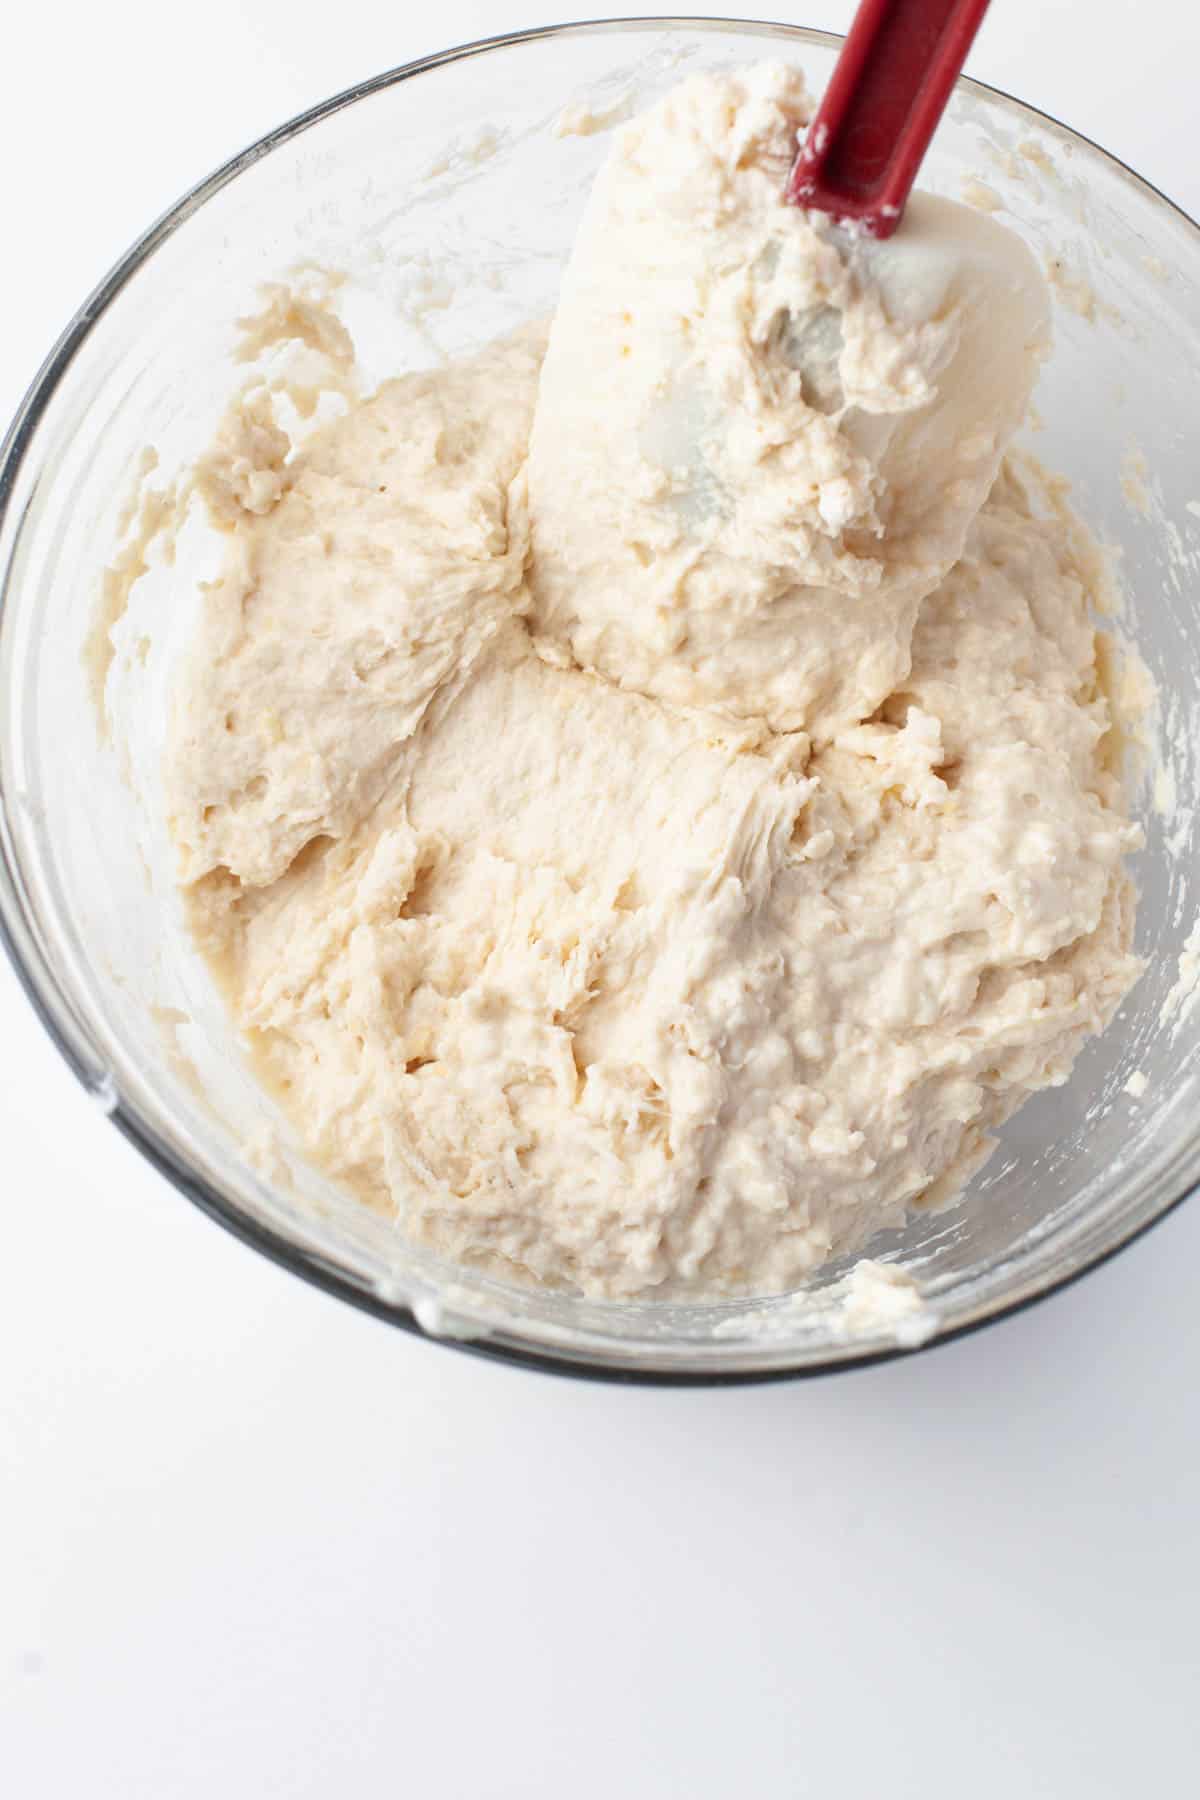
[165,65,1142,1298]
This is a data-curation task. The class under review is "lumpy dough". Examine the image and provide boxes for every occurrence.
[167,65,1141,1298]
[527,66,1053,740]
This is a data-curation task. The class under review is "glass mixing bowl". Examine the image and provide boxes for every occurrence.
[2,18,1199,1382]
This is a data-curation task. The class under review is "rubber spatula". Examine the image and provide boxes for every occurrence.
[787,0,992,236]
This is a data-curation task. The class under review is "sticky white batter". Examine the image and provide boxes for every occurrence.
[167,66,1141,1299]
[529,65,1051,740]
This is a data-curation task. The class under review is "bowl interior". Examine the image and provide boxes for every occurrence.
[3,19,1200,1376]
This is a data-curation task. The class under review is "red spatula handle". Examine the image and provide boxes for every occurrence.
[787,0,992,237]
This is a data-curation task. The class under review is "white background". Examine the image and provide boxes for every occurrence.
[3,4,1199,1794]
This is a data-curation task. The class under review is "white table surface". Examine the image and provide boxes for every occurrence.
[3,5,1199,1794]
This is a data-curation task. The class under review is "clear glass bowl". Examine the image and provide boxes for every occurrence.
[3,18,1199,1382]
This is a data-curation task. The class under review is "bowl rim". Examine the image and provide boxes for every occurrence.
[1,13,1198,1385]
